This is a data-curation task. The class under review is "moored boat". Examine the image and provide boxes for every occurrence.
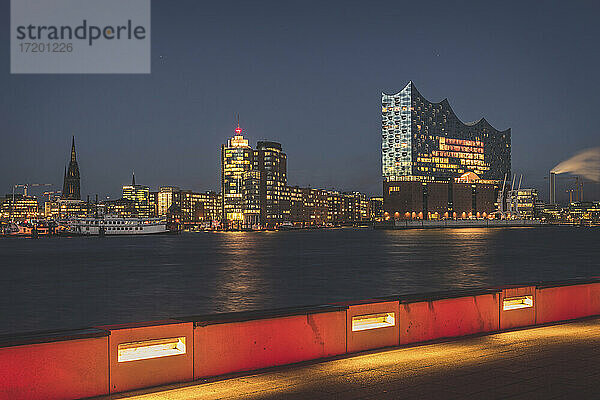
[66,216,168,236]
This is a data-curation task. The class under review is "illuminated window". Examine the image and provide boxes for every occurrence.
[352,313,395,331]
[503,296,533,311]
[117,337,186,362]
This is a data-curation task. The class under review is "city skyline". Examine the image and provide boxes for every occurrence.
[2,109,598,205]
[1,2,600,201]
[2,3,600,399]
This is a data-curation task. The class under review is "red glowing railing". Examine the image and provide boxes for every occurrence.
[1,278,599,400]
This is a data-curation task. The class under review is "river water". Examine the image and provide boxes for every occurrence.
[1,226,599,335]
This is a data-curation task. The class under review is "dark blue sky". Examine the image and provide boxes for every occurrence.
[2,1,599,201]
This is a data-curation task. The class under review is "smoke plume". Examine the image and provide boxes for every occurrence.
[551,147,600,182]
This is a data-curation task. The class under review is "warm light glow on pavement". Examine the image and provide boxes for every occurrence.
[104,318,600,399]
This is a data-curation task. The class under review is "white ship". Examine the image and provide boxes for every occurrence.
[67,216,168,236]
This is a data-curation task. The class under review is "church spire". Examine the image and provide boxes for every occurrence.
[70,136,77,162]
[61,136,81,200]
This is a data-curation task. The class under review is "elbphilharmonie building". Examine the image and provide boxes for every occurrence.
[382,82,512,219]
[382,81,511,184]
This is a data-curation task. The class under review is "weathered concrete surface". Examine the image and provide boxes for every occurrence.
[103,318,600,400]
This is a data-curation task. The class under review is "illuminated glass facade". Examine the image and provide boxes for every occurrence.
[122,173,151,217]
[157,186,180,216]
[221,129,254,228]
[382,82,511,184]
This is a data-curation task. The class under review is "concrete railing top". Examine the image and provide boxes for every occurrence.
[0,327,109,348]
[379,288,501,304]
[536,277,600,289]
[176,304,349,327]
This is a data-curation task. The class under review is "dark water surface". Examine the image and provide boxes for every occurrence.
[1,226,599,335]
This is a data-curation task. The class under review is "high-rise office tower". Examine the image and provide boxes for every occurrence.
[221,123,254,229]
[254,141,287,228]
[122,172,151,217]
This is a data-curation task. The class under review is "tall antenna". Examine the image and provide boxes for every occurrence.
[235,113,242,135]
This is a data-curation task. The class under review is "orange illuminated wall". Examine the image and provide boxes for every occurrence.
[3,279,600,400]
[336,300,400,353]
[535,281,599,324]
[398,289,500,344]
[181,306,347,379]
[0,328,109,400]
[97,320,193,394]
[591,281,600,316]
[499,286,536,330]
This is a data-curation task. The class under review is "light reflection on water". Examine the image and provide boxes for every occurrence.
[213,232,269,312]
[0,226,598,334]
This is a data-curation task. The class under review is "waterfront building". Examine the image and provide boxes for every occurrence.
[157,186,180,216]
[44,199,92,219]
[326,191,344,225]
[242,170,261,227]
[507,188,538,219]
[283,185,303,225]
[254,141,287,228]
[61,136,81,200]
[0,194,39,221]
[382,81,511,184]
[283,187,374,226]
[100,198,137,217]
[149,191,158,217]
[326,191,371,225]
[218,123,376,229]
[122,172,151,217]
[221,125,254,229]
[384,172,497,220]
[382,82,511,219]
[300,187,329,226]
[220,123,289,229]
[369,197,384,221]
[348,192,371,223]
[563,201,600,224]
[537,201,600,225]
[180,190,222,226]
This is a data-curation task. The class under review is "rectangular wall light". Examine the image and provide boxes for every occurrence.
[117,337,186,362]
[503,296,534,311]
[352,313,396,331]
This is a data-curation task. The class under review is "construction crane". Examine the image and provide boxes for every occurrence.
[568,177,584,203]
[11,183,52,222]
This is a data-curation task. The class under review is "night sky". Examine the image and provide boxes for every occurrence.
[1,1,599,201]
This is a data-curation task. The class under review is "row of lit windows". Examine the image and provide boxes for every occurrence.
[440,144,484,153]
[433,150,484,160]
[459,158,487,167]
[381,106,409,112]
[441,137,483,147]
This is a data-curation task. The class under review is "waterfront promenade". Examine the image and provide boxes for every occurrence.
[104,318,600,400]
